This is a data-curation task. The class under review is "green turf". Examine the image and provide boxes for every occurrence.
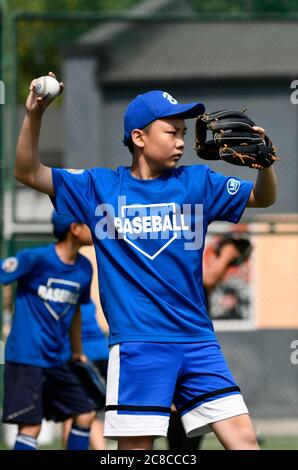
[155,434,298,450]
[200,434,298,450]
[0,435,298,450]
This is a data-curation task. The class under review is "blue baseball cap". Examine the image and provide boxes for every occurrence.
[123,90,205,145]
[51,210,81,239]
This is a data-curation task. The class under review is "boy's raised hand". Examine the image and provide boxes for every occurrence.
[26,71,64,116]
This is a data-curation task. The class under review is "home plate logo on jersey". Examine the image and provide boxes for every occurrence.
[114,203,190,260]
[38,278,81,321]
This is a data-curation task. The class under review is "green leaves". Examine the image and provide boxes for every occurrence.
[8,0,140,102]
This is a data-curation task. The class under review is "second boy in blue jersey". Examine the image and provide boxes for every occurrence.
[15,75,277,450]
[1,211,97,450]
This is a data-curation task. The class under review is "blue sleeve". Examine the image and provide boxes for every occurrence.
[205,168,253,224]
[0,250,36,285]
[51,168,95,224]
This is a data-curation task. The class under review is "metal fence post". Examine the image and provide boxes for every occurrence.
[0,0,5,447]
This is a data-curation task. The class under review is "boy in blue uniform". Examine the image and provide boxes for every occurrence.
[1,211,97,450]
[15,74,277,450]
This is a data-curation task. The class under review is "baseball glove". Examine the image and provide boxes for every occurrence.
[215,233,252,267]
[194,109,278,170]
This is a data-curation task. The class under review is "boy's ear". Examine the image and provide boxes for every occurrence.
[131,129,145,149]
[69,222,81,237]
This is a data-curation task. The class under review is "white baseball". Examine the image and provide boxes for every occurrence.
[34,75,60,101]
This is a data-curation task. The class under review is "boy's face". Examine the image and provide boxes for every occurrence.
[141,117,187,170]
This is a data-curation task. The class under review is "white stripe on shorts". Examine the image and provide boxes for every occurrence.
[181,394,249,437]
[105,344,120,407]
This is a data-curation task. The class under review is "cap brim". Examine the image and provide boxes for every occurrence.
[160,102,205,120]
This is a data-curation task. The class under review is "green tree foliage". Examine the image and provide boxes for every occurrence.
[8,0,298,102]
[190,0,298,14]
[8,0,139,14]
[7,0,140,102]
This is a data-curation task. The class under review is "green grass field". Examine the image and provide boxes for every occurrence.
[156,434,298,450]
[1,434,298,450]
[154,434,298,451]
[200,434,298,450]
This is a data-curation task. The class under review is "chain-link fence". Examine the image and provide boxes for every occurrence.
[1,10,298,448]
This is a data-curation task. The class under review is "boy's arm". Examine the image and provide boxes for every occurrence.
[2,284,14,338]
[14,72,63,196]
[246,126,277,208]
[69,306,88,363]
[247,166,277,208]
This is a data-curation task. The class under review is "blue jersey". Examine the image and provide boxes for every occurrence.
[51,165,253,345]
[0,244,92,367]
[63,300,109,362]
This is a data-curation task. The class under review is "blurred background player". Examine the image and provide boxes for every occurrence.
[62,299,109,450]
[0,211,97,450]
[167,232,252,451]
[203,233,252,309]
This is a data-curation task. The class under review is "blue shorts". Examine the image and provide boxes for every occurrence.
[104,341,248,439]
[2,362,97,425]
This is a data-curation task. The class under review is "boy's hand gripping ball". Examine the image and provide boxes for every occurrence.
[34,75,60,101]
